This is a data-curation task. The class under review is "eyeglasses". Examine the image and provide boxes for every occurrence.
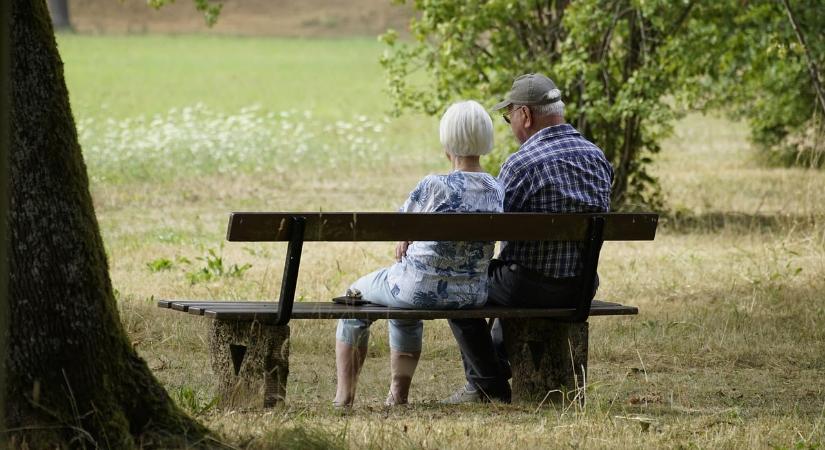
[502,105,525,124]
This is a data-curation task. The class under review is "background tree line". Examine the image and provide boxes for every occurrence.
[381,0,825,209]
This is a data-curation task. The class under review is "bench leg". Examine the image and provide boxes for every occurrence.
[209,319,290,408]
[501,319,588,404]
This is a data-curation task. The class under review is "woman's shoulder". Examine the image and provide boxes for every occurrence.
[416,173,452,190]
[413,174,448,189]
[416,171,501,195]
[461,171,503,190]
[408,174,447,202]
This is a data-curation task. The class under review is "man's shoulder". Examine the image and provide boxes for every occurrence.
[500,149,529,174]
[502,125,613,176]
[535,126,611,164]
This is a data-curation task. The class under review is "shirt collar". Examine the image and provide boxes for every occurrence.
[521,123,579,149]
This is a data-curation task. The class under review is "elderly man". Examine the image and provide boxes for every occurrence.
[444,73,614,404]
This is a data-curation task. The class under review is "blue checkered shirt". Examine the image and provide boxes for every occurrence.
[497,124,613,278]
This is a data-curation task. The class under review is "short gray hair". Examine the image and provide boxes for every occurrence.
[439,100,494,156]
[523,88,565,117]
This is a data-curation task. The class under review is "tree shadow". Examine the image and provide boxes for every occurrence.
[660,210,820,234]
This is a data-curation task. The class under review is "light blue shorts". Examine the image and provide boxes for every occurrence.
[335,268,423,353]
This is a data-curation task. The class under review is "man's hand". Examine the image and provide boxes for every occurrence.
[395,241,412,262]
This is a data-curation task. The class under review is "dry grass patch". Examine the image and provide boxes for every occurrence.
[99,114,825,448]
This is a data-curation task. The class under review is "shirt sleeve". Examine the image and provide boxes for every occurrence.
[399,176,436,213]
[498,160,531,212]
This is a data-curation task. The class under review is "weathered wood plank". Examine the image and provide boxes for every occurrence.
[226,212,658,242]
[158,300,637,321]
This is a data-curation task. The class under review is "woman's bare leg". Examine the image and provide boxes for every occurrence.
[334,340,368,407]
[386,350,421,406]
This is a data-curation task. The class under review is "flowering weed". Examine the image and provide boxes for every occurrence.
[78,104,390,183]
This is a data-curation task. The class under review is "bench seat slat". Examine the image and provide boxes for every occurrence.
[158,300,637,321]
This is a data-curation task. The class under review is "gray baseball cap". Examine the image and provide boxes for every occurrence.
[492,73,561,111]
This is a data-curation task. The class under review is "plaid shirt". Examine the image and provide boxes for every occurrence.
[498,124,613,278]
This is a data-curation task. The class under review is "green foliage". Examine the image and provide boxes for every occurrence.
[381,0,825,209]
[381,0,705,209]
[186,246,251,284]
[148,0,222,27]
[681,0,825,168]
[146,257,174,272]
[172,385,219,416]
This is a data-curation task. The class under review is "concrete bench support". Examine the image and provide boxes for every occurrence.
[502,319,588,403]
[209,319,290,408]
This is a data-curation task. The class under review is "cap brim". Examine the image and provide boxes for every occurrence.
[491,99,511,111]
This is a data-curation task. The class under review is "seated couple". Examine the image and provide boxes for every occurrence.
[333,73,614,407]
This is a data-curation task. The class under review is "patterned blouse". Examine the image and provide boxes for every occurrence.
[386,171,504,309]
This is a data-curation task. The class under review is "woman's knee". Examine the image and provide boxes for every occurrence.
[336,318,373,347]
[388,319,423,353]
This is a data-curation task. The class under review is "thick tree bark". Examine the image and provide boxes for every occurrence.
[6,0,215,447]
[1,0,11,443]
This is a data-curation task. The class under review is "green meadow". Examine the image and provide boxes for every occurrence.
[59,34,825,449]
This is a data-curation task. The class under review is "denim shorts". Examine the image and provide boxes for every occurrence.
[335,268,424,353]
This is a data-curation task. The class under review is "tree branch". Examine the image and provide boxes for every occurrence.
[665,0,696,37]
[780,0,825,114]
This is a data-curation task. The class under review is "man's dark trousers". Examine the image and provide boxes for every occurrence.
[448,259,591,400]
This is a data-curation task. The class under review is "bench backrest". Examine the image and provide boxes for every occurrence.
[225,212,659,325]
[227,212,658,242]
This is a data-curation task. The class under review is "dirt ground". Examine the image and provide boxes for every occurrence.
[66,0,414,37]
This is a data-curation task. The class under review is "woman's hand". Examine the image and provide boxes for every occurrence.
[395,241,412,262]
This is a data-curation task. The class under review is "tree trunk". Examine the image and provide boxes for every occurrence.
[1,0,11,443]
[6,0,214,447]
[46,0,71,31]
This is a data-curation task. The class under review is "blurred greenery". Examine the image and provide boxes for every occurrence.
[380,0,825,211]
[681,0,825,168]
[57,34,445,184]
[59,35,391,119]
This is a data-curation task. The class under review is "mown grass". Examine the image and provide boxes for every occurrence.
[59,34,825,449]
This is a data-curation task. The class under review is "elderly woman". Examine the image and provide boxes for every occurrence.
[334,100,504,407]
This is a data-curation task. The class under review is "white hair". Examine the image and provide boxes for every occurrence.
[526,88,565,117]
[439,100,494,156]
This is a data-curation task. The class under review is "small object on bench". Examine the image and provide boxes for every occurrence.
[158,212,658,408]
[331,288,372,306]
[332,296,373,307]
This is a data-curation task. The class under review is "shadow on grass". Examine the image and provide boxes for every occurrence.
[660,211,821,234]
[243,426,347,450]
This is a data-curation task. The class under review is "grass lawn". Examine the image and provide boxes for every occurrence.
[59,34,825,449]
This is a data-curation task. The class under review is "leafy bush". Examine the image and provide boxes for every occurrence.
[381,0,825,211]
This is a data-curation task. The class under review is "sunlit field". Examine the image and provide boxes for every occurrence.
[59,34,825,449]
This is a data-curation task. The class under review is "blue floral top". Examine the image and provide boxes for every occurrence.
[386,171,504,309]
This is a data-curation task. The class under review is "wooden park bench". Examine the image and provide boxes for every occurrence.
[158,212,658,407]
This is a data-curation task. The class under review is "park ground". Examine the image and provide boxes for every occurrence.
[57,34,825,449]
